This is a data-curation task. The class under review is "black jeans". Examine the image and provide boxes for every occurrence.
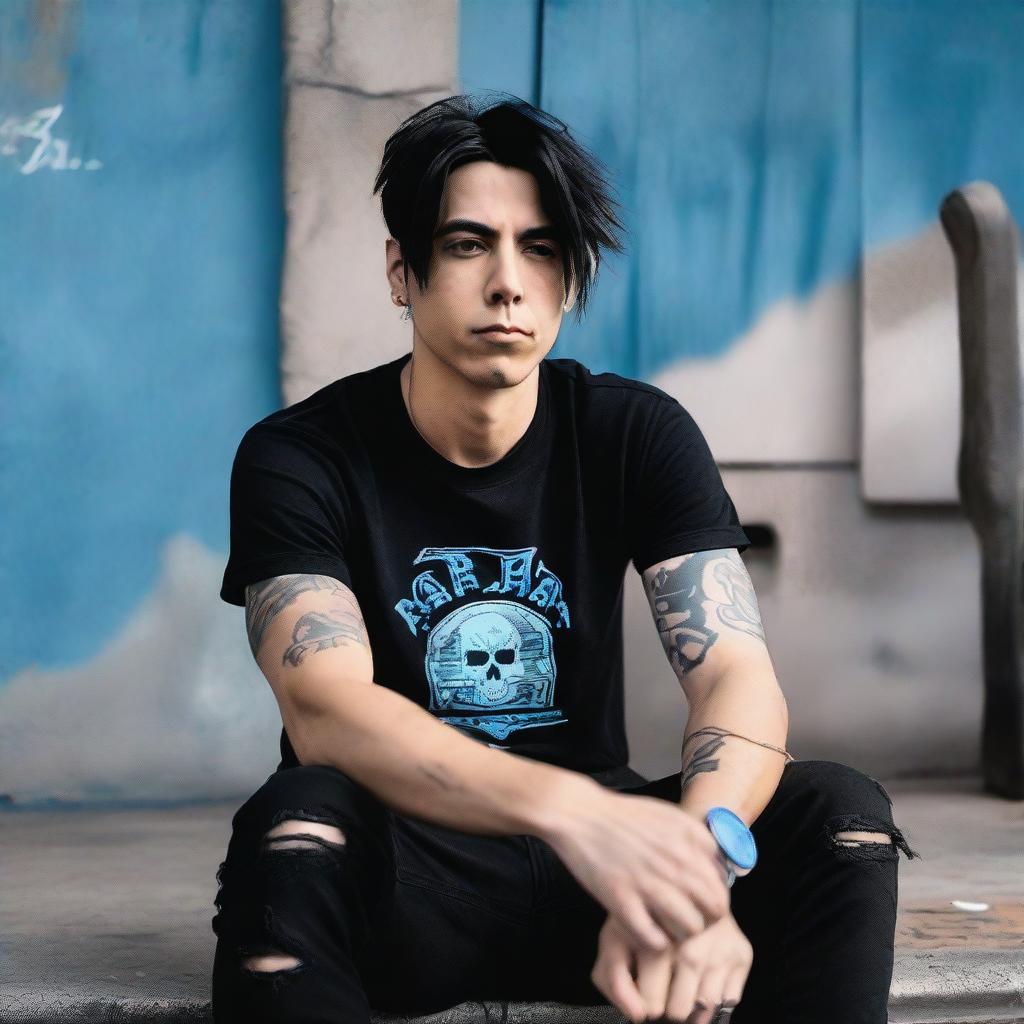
[210,758,920,1023]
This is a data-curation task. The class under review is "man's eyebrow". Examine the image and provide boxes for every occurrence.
[432,218,561,244]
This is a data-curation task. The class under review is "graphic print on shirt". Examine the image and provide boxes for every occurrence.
[393,546,570,743]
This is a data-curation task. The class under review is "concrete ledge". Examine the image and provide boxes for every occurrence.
[2,776,1022,1024]
[3,983,1024,1024]
[888,950,1024,1023]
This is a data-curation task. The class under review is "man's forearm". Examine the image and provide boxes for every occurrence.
[286,676,600,841]
[676,669,790,828]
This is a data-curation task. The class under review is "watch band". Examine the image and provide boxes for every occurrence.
[721,856,737,888]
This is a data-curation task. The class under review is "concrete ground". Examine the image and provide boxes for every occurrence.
[0,775,1021,1023]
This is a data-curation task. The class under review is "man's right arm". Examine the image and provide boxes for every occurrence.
[244,572,594,840]
[244,573,731,950]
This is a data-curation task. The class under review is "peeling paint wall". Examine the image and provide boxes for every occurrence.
[0,0,287,804]
[3,0,1021,804]
[463,0,1022,782]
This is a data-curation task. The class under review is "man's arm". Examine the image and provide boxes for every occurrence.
[246,571,733,950]
[640,548,790,827]
[245,573,598,839]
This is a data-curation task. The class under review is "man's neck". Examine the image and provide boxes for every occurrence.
[399,345,540,470]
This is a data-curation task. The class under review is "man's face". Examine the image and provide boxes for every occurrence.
[387,160,575,389]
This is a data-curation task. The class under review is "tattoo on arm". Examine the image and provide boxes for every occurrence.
[645,548,766,676]
[679,725,790,787]
[282,609,367,668]
[711,554,766,641]
[244,574,369,666]
[680,726,730,787]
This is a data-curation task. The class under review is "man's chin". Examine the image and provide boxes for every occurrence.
[465,360,514,389]
[456,345,532,387]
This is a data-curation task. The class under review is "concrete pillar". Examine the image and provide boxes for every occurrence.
[280,0,459,406]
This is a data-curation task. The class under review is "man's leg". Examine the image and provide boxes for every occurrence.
[239,819,349,974]
[210,765,395,1023]
[715,759,919,1023]
[356,812,539,1014]
[213,764,560,1020]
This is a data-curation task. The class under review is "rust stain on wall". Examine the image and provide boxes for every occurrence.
[12,0,79,96]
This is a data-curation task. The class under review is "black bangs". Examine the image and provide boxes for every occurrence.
[372,91,628,325]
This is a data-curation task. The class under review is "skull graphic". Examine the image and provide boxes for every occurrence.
[457,611,525,704]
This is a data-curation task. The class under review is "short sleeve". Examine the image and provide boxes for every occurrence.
[626,396,750,574]
[219,425,353,606]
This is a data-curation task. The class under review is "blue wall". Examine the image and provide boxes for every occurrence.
[861,0,1024,250]
[10,0,1020,684]
[459,0,1024,379]
[3,0,1022,802]
[0,0,284,680]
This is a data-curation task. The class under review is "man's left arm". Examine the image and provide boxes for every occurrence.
[640,547,790,828]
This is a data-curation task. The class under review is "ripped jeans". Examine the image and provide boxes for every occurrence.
[210,758,920,1023]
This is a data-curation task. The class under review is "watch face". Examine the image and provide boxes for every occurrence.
[707,807,758,870]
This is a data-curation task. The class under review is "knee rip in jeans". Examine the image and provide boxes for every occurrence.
[261,816,347,853]
[827,814,921,862]
[241,817,348,975]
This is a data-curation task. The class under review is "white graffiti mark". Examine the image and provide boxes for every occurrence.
[0,104,103,175]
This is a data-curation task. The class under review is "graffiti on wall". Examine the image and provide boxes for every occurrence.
[0,104,102,174]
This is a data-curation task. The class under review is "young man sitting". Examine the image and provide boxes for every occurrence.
[211,93,918,1024]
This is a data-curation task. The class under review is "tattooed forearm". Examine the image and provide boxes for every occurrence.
[244,574,368,662]
[645,548,766,677]
[680,726,728,787]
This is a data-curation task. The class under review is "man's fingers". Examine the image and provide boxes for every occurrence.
[635,946,673,1020]
[684,857,731,922]
[596,921,648,1024]
[720,962,749,1012]
[650,886,707,942]
[682,965,729,1024]
[607,958,647,1024]
[616,895,671,952]
[664,952,702,1023]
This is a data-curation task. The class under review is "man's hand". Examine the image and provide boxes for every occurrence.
[590,912,752,1023]
[542,784,731,951]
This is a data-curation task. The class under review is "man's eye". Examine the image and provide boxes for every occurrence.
[446,240,557,257]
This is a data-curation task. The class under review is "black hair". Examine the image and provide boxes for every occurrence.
[372,91,628,325]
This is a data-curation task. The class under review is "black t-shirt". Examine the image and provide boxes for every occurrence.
[220,352,749,774]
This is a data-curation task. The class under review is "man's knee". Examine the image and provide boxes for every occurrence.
[243,950,303,973]
[833,830,892,847]
[239,819,347,974]
[262,818,347,851]
[783,760,921,860]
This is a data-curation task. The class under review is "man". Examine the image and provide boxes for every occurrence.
[211,94,918,1024]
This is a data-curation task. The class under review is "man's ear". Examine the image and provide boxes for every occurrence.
[385,237,406,294]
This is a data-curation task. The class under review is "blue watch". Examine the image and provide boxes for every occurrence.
[705,806,757,887]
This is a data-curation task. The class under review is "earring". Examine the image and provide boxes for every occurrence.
[402,303,413,321]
